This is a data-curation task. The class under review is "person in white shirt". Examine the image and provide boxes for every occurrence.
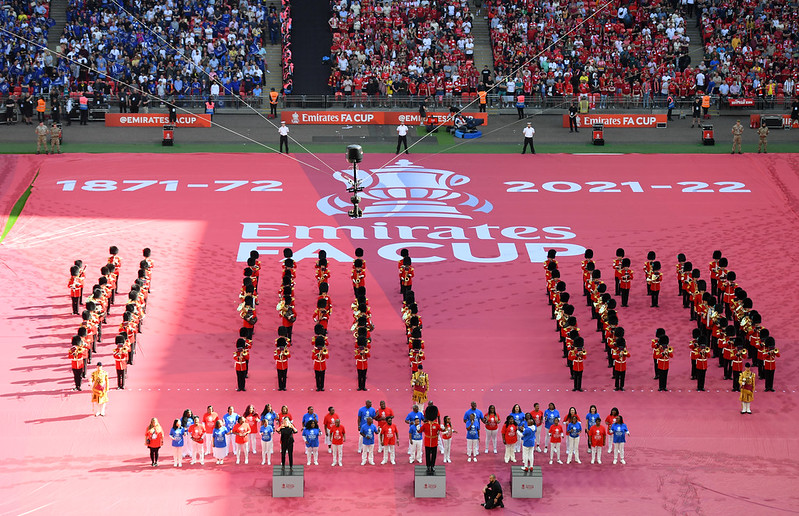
[278,121,290,153]
[396,122,409,154]
[522,122,535,154]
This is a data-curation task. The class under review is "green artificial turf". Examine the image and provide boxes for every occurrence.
[1,170,38,243]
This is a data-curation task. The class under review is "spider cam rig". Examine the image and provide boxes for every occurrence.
[346,144,364,218]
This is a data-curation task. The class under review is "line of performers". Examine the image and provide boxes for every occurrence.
[234,249,262,392]
[67,247,153,405]
[678,250,779,392]
[398,250,430,406]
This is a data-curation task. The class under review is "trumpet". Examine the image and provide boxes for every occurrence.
[664,346,674,355]
[768,348,780,355]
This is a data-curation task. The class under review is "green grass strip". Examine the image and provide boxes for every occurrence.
[1,170,38,243]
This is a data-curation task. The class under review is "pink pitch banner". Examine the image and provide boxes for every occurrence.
[562,114,667,128]
[104,113,212,127]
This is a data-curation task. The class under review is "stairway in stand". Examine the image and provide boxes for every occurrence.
[469,0,493,75]
[47,0,67,51]
[683,16,705,71]
[290,0,332,95]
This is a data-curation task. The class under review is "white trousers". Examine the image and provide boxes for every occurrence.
[234,442,249,462]
[382,444,395,463]
[331,443,343,465]
[549,442,561,461]
[192,441,204,464]
[467,439,479,457]
[567,436,580,461]
[504,443,516,463]
[485,429,497,452]
[361,444,375,464]
[522,445,535,468]
[306,446,318,464]
[248,433,259,454]
[410,440,422,462]
[613,442,625,461]
[261,440,273,464]
[535,425,543,447]
[358,435,363,453]
[441,439,452,461]
[205,434,213,454]
[544,427,552,449]
[172,446,183,465]
[591,446,602,463]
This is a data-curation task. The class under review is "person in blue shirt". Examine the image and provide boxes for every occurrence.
[169,419,186,467]
[302,406,318,429]
[259,419,274,465]
[585,405,601,454]
[212,420,229,464]
[360,416,378,466]
[465,412,480,462]
[223,406,239,452]
[408,417,423,464]
[261,403,277,428]
[509,404,525,453]
[357,400,376,454]
[520,414,537,471]
[566,416,582,464]
[303,420,321,466]
[543,403,559,453]
[463,401,484,432]
[610,415,630,465]
[405,404,423,456]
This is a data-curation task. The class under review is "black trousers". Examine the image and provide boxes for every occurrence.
[521,137,535,154]
[732,370,741,391]
[314,370,325,391]
[149,446,160,464]
[236,369,247,391]
[484,491,503,509]
[277,369,288,390]
[281,440,294,466]
[615,278,621,295]
[691,360,697,379]
[653,359,659,379]
[397,135,408,154]
[270,103,277,116]
[73,368,83,389]
[479,103,486,112]
[80,109,88,125]
[572,370,583,391]
[517,106,525,119]
[615,370,625,390]
[696,369,706,390]
[280,135,289,153]
[357,368,367,390]
[71,296,80,314]
[723,359,732,379]
[425,446,437,469]
[620,288,630,307]
[765,369,775,391]
[116,368,126,389]
[658,369,668,390]
[569,117,578,131]
[651,291,659,307]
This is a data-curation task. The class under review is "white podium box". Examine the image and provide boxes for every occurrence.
[414,465,446,498]
[511,466,542,498]
[272,465,304,497]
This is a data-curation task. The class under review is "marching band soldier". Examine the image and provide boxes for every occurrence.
[235,340,249,391]
[411,364,429,405]
[675,254,687,296]
[752,327,767,379]
[314,298,330,330]
[355,339,370,391]
[313,337,329,391]
[695,338,709,391]
[708,251,722,296]
[68,265,83,314]
[763,337,779,392]
[721,326,736,378]
[108,246,121,293]
[688,328,701,380]
[69,335,86,390]
[580,249,595,297]
[409,339,425,372]
[613,338,629,391]
[274,338,290,391]
[652,328,665,380]
[569,338,586,392]
[613,248,625,295]
[400,256,414,295]
[730,339,748,392]
[643,251,656,295]
[656,336,673,391]
[398,248,410,290]
[352,259,366,295]
[246,258,261,293]
[649,261,662,307]
[354,247,366,268]
[721,271,737,319]
[619,258,633,307]
[80,309,98,352]
[240,296,258,339]
[113,336,129,390]
[544,249,558,287]
[315,257,330,286]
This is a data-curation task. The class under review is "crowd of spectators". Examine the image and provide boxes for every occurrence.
[326,0,480,105]
[0,0,55,98]
[281,0,293,93]
[696,0,799,105]
[484,0,697,107]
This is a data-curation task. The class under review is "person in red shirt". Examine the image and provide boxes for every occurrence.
[374,400,394,453]
[323,406,339,453]
[588,420,606,464]
[604,408,619,454]
[420,405,441,474]
[501,415,518,464]
[275,338,290,391]
[548,417,565,464]
[232,416,251,464]
[202,406,220,456]
[189,416,205,465]
[68,265,83,315]
[529,403,544,452]
[146,418,165,467]
[484,405,500,454]
[380,416,399,465]
[329,419,346,466]
[439,415,455,463]
[243,405,260,457]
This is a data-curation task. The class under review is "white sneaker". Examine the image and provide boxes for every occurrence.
[576,458,581,464]
[620,459,626,465]
[314,460,318,465]
[536,446,542,452]
[557,460,563,464]
[361,460,366,466]
[191,460,196,465]
[468,457,472,462]
[338,462,343,466]
[511,459,517,462]
[549,460,553,465]
[262,459,266,465]
[567,458,571,464]
[245,458,248,464]
[544,448,548,453]
[598,459,601,464]
[613,459,617,464]
[178,463,182,467]
[390,460,395,464]
[484,449,488,453]
[236,458,240,464]
[410,459,414,464]
[504,459,509,463]
[473,457,477,462]
[381,460,387,465]
[591,458,595,464]
[369,461,375,465]
[417,459,422,463]
[332,462,337,466]
[493,450,497,454]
